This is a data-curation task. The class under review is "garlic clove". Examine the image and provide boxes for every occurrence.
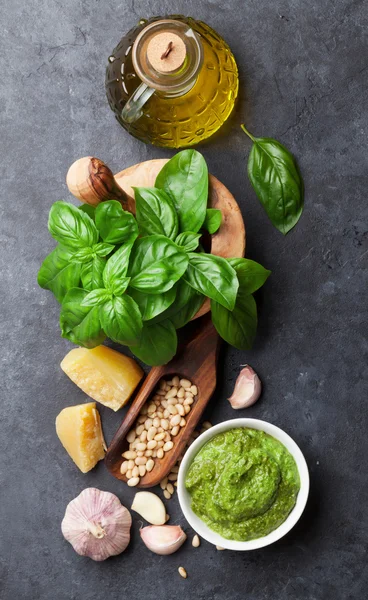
[228,365,262,409]
[131,491,166,525]
[140,525,187,555]
[61,488,131,561]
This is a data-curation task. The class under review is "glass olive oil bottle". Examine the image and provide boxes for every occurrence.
[105,16,239,148]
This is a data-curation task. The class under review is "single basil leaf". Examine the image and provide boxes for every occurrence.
[228,258,271,295]
[154,280,204,329]
[130,320,177,366]
[110,277,130,297]
[81,288,112,307]
[175,232,201,252]
[129,286,176,321]
[155,149,208,233]
[241,126,304,235]
[103,244,134,289]
[211,293,257,350]
[48,201,98,249]
[81,255,106,291]
[70,247,95,263]
[37,246,81,303]
[134,187,179,240]
[95,200,138,244]
[203,208,222,234]
[79,204,96,221]
[99,295,142,346]
[183,253,238,311]
[128,235,188,294]
[93,242,115,257]
[60,288,105,348]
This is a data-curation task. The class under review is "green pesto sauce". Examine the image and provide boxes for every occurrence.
[185,428,300,541]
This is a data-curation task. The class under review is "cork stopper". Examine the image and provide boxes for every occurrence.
[146,32,186,73]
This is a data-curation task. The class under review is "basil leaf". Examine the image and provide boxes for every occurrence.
[129,286,176,321]
[154,280,204,329]
[93,242,115,257]
[79,204,96,221]
[228,258,271,295]
[130,320,177,366]
[128,236,188,294]
[211,293,257,350]
[48,201,98,249]
[81,288,112,307]
[155,149,208,233]
[183,253,238,311]
[71,247,95,263]
[81,255,106,291]
[241,126,304,235]
[134,187,179,240]
[37,246,81,303]
[110,277,130,297]
[99,295,142,346]
[203,209,222,234]
[175,232,201,252]
[103,244,134,289]
[95,200,138,244]
[60,288,105,348]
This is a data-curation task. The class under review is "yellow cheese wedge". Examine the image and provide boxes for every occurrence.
[55,402,105,473]
[60,346,144,411]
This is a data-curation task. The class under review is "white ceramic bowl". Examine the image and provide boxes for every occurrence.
[177,418,309,551]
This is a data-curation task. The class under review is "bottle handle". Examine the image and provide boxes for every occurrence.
[121,83,155,124]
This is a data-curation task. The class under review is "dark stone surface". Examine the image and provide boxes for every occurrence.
[1,1,367,598]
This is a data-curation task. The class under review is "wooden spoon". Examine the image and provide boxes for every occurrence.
[105,315,221,487]
[66,156,246,319]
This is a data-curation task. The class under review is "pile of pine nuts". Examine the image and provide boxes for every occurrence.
[160,420,213,499]
[121,376,198,487]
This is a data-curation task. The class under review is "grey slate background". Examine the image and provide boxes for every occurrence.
[1,0,367,598]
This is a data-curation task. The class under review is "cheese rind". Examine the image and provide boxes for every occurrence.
[56,402,105,473]
[60,346,144,411]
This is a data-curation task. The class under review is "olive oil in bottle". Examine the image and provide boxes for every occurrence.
[105,16,239,148]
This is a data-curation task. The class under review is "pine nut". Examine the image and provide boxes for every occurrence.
[136,442,147,451]
[127,459,135,470]
[172,375,180,387]
[163,441,174,452]
[140,429,148,441]
[157,388,166,396]
[176,404,185,416]
[171,425,180,436]
[132,465,139,478]
[136,424,144,435]
[126,469,132,479]
[154,399,161,407]
[126,430,136,443]
[170,414,181,427]
[180,418,186,427]
[184,405,191,414]
[135,457,147,465]
[168,405,178,415]
[157,448,164,458]
[171,466,179,473]
[144,418,153,430]
[137,414,146,423]
[167,397,177,405]
[161,419,169,430]
[161,400,168,408]
[122,450,137,460]
[163,490,171,499]
[157,440,164,448]
[152,450,157,457]
[177,387,185,398]
[127,477,140,487]
[147,403,156,414]
[184,397,194,405]
[202,421,212,429]
[147,427,157,441]
[185,391,193,399]
[146,459,154,472]
[190,385,198,395]
[192,535,200,548]
[156,411,163,419]
[163,409,170,418]
[168,473,177,481]
[164,432,171,442]
[178,567,187,578]
[216,546,225,550]
[166,482,174,494]
[155,432,165,441]
[160,477,168,489]
[138,465,146,477]
[165,387,178,399]
[145,450,153,457]
[137,451,144,457]
[120,461,129,474]
[147,440,157,450]
[180,379,191,389]
[158,426,164,433]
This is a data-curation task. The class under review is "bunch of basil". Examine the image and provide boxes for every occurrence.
[38,150,270,366]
